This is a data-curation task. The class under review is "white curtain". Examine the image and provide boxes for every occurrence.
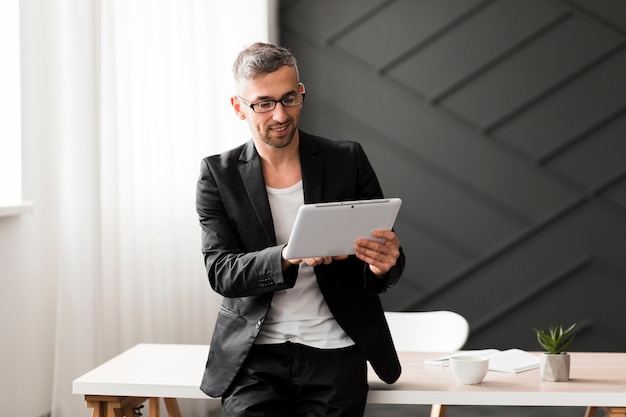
[49,1,274,416]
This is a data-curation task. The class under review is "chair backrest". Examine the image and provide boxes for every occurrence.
[384,311,469,352]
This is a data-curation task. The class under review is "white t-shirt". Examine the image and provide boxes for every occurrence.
[256,180,354,349]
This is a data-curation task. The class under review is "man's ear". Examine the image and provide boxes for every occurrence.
[231,96,245,120]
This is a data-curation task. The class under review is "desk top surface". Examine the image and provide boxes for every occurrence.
[72,343,626,406]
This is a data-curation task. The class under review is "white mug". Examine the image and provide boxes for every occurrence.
[442,355,489,385]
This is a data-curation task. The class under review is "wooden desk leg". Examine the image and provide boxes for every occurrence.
[111,397,147,417]
[85,398,107,417]
[430,404,447,417]
[585,407,599,417]
[149,398,160,417]
[85,396,148,417]
[83,397,181,417]
[163,398,182,417]
[604,407,626,417]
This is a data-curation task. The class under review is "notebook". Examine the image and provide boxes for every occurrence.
[425,349,540,373]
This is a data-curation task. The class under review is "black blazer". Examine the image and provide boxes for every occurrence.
[196,131,405,397]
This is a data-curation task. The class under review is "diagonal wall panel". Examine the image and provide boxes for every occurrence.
[280,0,626,352]
[439,14,624,129]
[493,50,626,159]
[331,0,483,70]
[387,0,568,98]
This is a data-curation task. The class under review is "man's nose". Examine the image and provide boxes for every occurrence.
[271,102,289,122]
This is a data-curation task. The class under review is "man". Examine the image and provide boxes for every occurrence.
[196,42,405,417]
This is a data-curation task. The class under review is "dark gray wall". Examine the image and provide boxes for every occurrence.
[280,0,626,352]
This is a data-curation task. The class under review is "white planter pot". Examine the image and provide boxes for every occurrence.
[539,353,570,381]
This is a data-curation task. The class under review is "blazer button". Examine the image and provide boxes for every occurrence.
[256,319,264,330]
[259,275,274,287]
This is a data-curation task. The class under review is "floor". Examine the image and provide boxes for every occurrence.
[364,405,591,417]
[187,391,596,417]
[196,402,591,417]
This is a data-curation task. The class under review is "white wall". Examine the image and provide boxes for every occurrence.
[0,1,277,416]
[0,1,61,416]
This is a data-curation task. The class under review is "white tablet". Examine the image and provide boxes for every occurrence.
[283,198,402,259]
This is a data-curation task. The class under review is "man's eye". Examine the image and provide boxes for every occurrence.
[282,96,297,105]
[256,101,274,111]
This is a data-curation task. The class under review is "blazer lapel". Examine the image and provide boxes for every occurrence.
[299,131,324,204]
[238,140,276,245]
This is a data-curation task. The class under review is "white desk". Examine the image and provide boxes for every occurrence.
[73,343,626,417]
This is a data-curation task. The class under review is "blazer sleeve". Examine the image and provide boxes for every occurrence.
[196,157,298,298]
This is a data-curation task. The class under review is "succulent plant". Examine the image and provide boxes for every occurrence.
[533,323,576,354]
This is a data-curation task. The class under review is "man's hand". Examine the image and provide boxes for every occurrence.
[301,255,349,267]
[354,230,400,277]
[281,247,348,270]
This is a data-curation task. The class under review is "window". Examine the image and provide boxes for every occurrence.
[0,0,31,216]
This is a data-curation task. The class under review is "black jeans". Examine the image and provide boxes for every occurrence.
[221,342,369,417]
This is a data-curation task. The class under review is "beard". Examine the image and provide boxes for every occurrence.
[261,123,296,149]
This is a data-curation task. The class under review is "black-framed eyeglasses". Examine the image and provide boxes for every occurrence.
[237,83,306,113]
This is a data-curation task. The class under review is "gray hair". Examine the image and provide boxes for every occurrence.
[233,42,300,83]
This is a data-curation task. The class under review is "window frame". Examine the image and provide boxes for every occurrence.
[0,0,31,217]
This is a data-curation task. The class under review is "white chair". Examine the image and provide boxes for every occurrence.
[384,310,469,352]
[384,310,470,417]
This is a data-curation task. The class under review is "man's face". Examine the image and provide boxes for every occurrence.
[232,65,303,150]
